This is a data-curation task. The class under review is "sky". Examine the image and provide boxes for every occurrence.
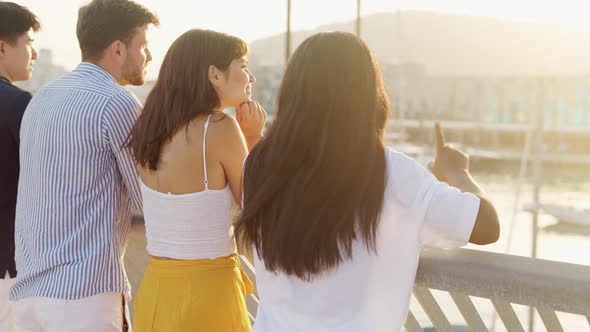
[18,0,590,79]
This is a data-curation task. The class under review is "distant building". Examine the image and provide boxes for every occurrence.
[17,49,589,128]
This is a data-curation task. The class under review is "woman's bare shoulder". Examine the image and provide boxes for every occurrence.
[208,112,240,135]
[207,113,245,152]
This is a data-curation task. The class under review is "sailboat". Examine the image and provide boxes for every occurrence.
[524,202,590,227]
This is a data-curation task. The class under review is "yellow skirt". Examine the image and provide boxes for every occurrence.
[133,254,253,332]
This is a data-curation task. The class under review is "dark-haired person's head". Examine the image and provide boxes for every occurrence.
[130,29,253,170]
[77,0,159,86]
[236,31,391,280]
[0,2,40,82]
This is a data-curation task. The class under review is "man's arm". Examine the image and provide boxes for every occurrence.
[8,91,32,145]
[103,91,143,213]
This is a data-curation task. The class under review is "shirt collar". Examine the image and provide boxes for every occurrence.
[73,62,119,85]
[0,75,10,84]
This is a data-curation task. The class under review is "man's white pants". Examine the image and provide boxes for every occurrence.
[0,273,15,332]
[12,292,130,332]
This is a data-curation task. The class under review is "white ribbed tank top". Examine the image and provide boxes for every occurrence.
[140,114,237,259]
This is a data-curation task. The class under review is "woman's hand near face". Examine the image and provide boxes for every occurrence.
[236,101,267,151]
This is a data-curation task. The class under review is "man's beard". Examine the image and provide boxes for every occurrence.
[122,60,145,86]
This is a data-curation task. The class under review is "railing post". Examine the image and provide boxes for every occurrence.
[529,79,546,332]
[536,307,564,332]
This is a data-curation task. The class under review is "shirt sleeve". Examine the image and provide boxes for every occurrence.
[385,148,479,249]
[8,91,32,145]
[102,90,143,213]
[419,177,480,248]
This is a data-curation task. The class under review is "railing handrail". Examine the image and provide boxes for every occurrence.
[416,248,590,315]
[241,248,590,317]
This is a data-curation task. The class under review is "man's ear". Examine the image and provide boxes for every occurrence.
[109,40,127,64]
[0,40,6,56]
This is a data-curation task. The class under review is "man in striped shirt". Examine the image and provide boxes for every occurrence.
[10,1,159,331]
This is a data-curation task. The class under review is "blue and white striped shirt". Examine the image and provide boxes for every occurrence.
[10,62,143,300]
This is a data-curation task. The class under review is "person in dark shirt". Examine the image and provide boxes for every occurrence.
[0,2,39,331]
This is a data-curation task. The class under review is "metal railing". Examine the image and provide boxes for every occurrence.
[240,248,590,331]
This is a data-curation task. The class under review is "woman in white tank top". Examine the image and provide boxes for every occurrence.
[128,29,266,332]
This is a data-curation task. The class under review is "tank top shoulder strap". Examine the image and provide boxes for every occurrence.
[202,114,213,190]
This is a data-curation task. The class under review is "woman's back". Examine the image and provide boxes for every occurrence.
[140,113,230,195]
[139,113,241,260]
[251,149,481,332]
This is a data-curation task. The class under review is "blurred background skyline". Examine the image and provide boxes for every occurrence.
[19,1,590,133]
[17,0,590,78]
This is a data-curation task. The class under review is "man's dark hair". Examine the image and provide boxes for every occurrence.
[0,2,41,45]
[77,0,159,61]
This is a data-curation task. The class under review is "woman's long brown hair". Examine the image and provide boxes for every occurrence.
[128,29,247,170]
[235,32,391,280]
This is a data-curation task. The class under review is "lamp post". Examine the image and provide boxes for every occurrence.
[285,0,292,64]
[356,0,361,36]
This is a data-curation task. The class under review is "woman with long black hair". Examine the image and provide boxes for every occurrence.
[236,31,499,332]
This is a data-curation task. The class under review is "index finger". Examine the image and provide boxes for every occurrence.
[435,121,445,153]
